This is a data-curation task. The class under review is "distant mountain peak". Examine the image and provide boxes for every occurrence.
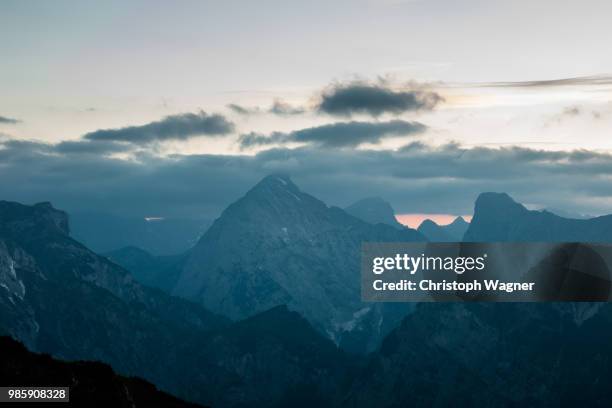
[345,197,404,229]
[419,219,438,227]
[174,176,424,346]
[474,192,527,213]
[417,216,470,242]
[465,191,612,243]
[241,175,307,205]
[450,216,468,226]
[251,174,298,192]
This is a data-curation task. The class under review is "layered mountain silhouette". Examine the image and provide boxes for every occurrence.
[340,192,612,406]
[0,199,354,407]
[344,197,405,229]
[417,216,469,242]
[172,175,425,350]
[6,186,612,407]
[465,192,612,242]
[0,336,205,407]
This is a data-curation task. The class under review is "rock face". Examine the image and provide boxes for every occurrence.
[464,192,612,242]
[173,175,425,348]
[345,197,405,229]
[417,216,469,242]
[0,336,205,408]
[0,200,230,398]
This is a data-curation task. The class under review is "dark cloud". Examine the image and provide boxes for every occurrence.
[269,100,305,115]
[0,115,21,124]
[239,132,287,148]
[3,137,612,219]
[318,82,443,117]
[83,111,234,144]
[55,140,132,155]
[481,75,612,88]
[0,138,131,161]
[239,120,425,149]
[227,100,305,116]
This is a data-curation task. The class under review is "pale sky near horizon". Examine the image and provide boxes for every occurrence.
[2,0,611,147]
[1,0,612,220]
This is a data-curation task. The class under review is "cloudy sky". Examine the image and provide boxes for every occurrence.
[1,0,612,225]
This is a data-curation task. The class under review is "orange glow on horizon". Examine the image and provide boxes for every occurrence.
[395,213,473,229]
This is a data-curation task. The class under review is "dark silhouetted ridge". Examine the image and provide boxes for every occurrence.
[0,335,205,407]
[0,200,70,237]
[465,192,612,242]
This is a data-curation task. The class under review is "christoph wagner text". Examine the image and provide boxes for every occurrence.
[372,254,486,275]
[372,280,535,293]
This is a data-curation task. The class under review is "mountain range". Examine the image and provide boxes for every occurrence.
[0,199,354,407]
[5,183,612,406]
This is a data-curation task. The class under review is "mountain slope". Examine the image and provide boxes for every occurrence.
[0,200,230,397]
[0,335,205,408]
[0,200,359,407]
[104,246,185,292]
[464,192,612,242]
[444,216,470,239]
[173,175,425,350]
[344,197,404,229]
[174,305,354,408]
[344,301,612,407]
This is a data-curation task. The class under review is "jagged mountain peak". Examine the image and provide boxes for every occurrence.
[245,174,302,199]
[417,219,455,242]
[465,192,612,242]
[253,174,295,188]
[174,176,424,348]
[345,196,404,229]
[214,175,329,231]
[473,192,527,215]
[450,216,468,226]
[419,218,438,228]
[418,216,470,242]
